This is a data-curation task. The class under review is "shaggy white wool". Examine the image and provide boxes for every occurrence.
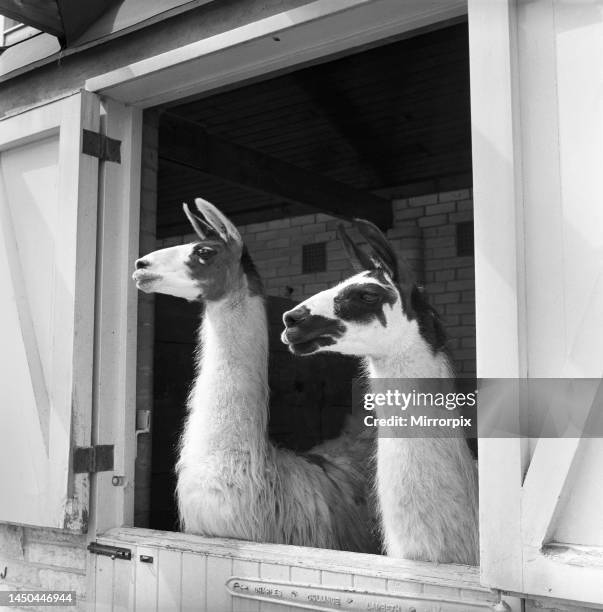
[176,285,378,552]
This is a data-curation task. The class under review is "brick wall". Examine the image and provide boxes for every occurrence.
[157,189,476,377]
[404,190,476,378]
[0,524,86,610]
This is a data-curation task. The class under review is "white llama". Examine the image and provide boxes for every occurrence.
[281,218,479,564]
[132,199,377,553]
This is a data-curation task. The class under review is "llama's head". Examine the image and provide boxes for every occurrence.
[281,219,446,357]
[132,198,261,302]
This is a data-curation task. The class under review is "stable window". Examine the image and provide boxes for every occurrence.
[102,15,494,610]
[89,0,603,600]
[2,0,601,610]
[136,20,477,536]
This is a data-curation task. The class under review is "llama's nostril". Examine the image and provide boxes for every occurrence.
[283,306,310,327]
[136,258,150,270]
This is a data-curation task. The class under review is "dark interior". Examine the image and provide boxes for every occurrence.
[145,21,473,531]
[157,21,471,233]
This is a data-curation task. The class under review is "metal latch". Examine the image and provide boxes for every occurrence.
[136,410,151,436]
[87,542,131,561]
[82,129,121,163]
[73,445,114,473]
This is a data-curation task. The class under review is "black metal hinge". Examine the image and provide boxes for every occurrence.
[87,542,131,561]
[82,129,121,163]
[73,445,114,473]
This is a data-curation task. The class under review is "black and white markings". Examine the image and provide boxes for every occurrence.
[333,280,397,327]
[282,307,346,355]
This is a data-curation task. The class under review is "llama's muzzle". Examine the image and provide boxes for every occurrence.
[281,307,346,355]
[132,269,162,292]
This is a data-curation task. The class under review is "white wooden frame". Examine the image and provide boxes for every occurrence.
[97,3,603,612]
[467,0,527,594]
[470,0,603,606]
[0,91,141,532]
[87,0,470,505]
[3,0,598,607]
[87,0,533,607]
[94,527,496,610]
[82,96,143,606]
[86,0,466,107]
[90,98,143,533]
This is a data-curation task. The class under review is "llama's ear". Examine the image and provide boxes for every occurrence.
[183,202,213,240]
[194,197,243,246]
[352,218,400,283]
[337,223,375,272]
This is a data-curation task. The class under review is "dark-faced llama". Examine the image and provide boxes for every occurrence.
[281,218,478,564]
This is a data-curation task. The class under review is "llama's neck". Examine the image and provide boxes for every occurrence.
[365,325,453,423]
[183,288,269,460]
[365,321,478,563]
[365,322,452,381]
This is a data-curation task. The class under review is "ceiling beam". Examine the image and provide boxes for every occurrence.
[159,113,393,230]
[295,72,398,186]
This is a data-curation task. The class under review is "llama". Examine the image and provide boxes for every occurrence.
[132,198,377,552]
[281,218,479,565]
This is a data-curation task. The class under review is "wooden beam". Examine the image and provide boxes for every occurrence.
[295,72,397,186]
[158,113,393,229]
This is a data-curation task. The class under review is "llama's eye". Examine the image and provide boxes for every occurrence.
[360,292,380,304]
[196,246,216,261]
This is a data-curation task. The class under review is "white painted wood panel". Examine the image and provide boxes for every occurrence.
[90,98,142,535]
[86,0,467,107]
[554,1,603,380]
[0,92,99,530]
[259,563,291,612]
[86,97,142,608]
[470,0,603,605]
[233,560,260,612]
[112,553,136,612]
[353,574,386,590]
[554,438,603,546]
[93,529,497,611]
[515,1,603,602]
[206,555,233,612]
[321,570,352,588]
[467,0,526,595]
[94,554,114,612]
[289,567,320,584]
[135,546,159,612]
[181,550,207,612]
[0,135,60,518]
[157,549,182,610]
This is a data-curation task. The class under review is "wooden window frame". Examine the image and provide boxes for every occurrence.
[85,0,540,608]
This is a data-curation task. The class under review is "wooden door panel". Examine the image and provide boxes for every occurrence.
[0,92,99,530]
